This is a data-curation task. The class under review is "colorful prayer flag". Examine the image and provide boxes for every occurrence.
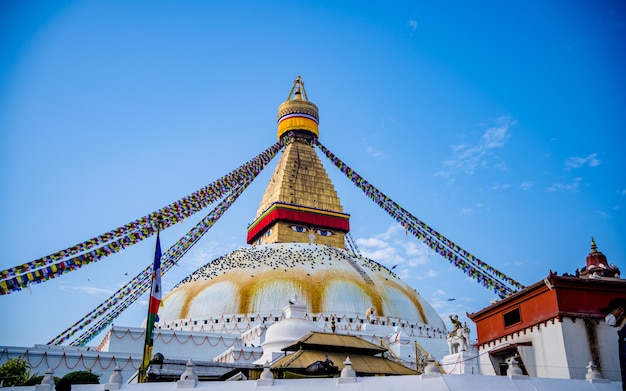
[140,233,162,382]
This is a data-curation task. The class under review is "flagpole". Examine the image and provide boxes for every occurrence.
[139,229,162,383]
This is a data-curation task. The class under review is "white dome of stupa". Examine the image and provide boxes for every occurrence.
[159,242,445,330]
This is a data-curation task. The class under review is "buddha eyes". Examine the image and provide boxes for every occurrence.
[316,229,333,237]
[289,225,333,236]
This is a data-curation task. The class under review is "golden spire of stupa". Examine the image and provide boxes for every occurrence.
[246,76,349,247]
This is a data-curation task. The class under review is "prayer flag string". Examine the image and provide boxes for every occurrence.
[70,181,250,346]
[49,147,269,345]
[315,140,524,298]
[1,141,283,295]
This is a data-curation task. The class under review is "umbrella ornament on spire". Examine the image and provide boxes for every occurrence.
[277,75,319,140]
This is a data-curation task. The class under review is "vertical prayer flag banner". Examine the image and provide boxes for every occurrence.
[148,233,162,331]
[140,233,162,383]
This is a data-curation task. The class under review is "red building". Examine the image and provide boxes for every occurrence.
[468,240,624,381]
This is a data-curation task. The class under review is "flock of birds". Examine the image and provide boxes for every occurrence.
[173,243,398,287]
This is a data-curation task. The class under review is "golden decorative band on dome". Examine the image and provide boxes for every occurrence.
[277,116,319,139]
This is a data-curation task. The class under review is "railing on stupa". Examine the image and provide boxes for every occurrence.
[345,232,362,256]
[315,140,524,298]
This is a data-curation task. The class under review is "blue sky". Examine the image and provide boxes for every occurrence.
[1,1,624,348]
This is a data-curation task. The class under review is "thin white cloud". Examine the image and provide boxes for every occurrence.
[433,289,447,297]
[379,225,404,240]
[366,146,383,158]
[408,19,418,31]
[358,229,400,264]
[443,142,483,175]
[519,181,534,190]
[437,116,515,177]
[459,207,473,215]
[594,210,610,218]
[406,256,429,267]
[459,203,486,216]
[414,268,440,280]
[360,247,400,264]
[184,241,234,271]
[482,122,509,148]
[491,156,509,172]
[546,177,582,193]
[401,241,427,257]
[402,241,430,266]
[429,289,452,310]
[357,225,428,267]
[66,285,115,296]
[356,237,388,248]
[491,183,511,191]
[503,259,525,267]
[385,116,399,125]
[397,268,411,280]
[564,153,600,170]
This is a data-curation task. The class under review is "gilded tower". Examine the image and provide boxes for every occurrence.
[246,76,350,248]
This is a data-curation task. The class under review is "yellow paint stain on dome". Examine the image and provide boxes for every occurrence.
[379,279,428,324]
[178,277,219,319]
[240,270,381,315]
[322,279,383,317]
[186,281,240,318]
[160,288,187,319]
[238,269,331,313]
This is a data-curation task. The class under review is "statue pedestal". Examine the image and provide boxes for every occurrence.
[441,351,479,375]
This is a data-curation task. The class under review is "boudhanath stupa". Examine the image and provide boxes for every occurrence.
[0,76,453,381]
[155,74,447,354]
[1,77,624,390]
[98,75,452,375]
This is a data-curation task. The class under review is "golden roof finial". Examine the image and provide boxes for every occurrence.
[277,75,319,140]
[286,75,309,101]
[590,237,598,252]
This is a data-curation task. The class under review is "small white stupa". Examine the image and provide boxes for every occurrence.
[254,294,321,365]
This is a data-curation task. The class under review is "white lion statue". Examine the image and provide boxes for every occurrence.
[446,314,470,354]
